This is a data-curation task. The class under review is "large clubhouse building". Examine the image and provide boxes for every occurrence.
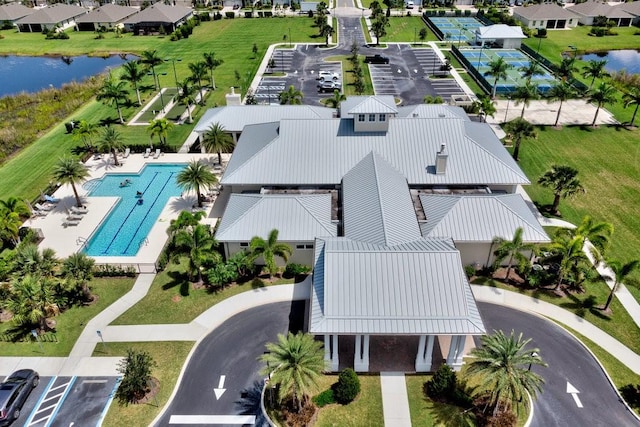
[197,96,549,372]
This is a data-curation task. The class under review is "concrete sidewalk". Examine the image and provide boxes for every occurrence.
[380,372,412,427]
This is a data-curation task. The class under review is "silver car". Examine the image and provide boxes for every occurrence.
[0,369,39,426]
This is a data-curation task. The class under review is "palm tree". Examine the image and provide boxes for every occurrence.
[0,197,30,218]
[250,229,292,278]
[466,330,546,416]
[518,61,544,84]
[326,89,346,110]
[587,82,617,127]
[492,227,537,282]
[52,157,89,208]
[259,332,325,413]
[174,224,219,285]
[0,210,21,247]
[484,57,512,98]
[99,126,126,166]
[72,119,98,149]
[602,259,640,311]
[546,81,576,127]
[572,216,613,259]
[177,79,196,124]
[511,82,539,119]
[581,59,609,90]
[478,95,496,123]
[278,85,303,105]
[202,123,234,164]
[203,51,223,90]
[188,61,209,104]
[6,275,59,330]
[557,57,577,82]
[140,49,163,91]
[13,244,58,277]
[622,86,640,127]
[503,118,536,162]
[146,118,173,146]
[320,22,334,46]
[96,78,129,124]
[121,60,145,105]
[549,234,590,290]
[538,165,585,214]
[62,252,96,302]
[176,160,218,208]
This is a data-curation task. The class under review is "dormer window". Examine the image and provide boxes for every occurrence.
[358,114,365,122]
[368,114,376,122]
[379,114,386,121]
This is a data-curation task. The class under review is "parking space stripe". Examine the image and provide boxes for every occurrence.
[23,377,56,427]
[40,391,64,403]
[169,415,257,424]
[97,377,121,427]
[43,376,76,427]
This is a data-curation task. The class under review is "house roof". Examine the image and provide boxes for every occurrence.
[309,236,486,335]
[419,194,550,243]
[221,114,530,187]
[513,3,579,20]
[75,4,138,24]
[16,4,87,25]
[397,104,469,120]
[342,152,421,246]
[341,95,398,115]
[123,3,192,25]
[215,193,337,242]
[194,105,334,134]
[620,1,640,16]
[0,3,34,21]
[476,24,526,40]
[568,1,633,18]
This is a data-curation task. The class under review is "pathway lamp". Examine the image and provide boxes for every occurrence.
[164,58,182,88]
[504,96,511,122]
[528,351,539,371]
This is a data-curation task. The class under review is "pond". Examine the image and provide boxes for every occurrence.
[0,54,131,98]
[580,50,640,74]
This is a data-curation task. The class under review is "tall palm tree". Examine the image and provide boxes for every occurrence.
[572,215,613,259]
[511,82,539,119]
[72,119,99,149]
[587,82,617,127]
[259,332,325,413]
[6,275,59,330]
[0,196,30,218]
[52,157,89,208]
[250,228,292,278]
[484,57,512,98]
[549,234,590,290]
[202,123,234,164]
[467,330,546,416]
[518,61,544,84]
[320,22,334,46]
[140,49,163,91]
[602,259,640,311]
[121,60,145,105]
[546,81,576,127]
[99,126,126,166]
[557,56,577,82]
[176,160,218,208]
[622,86,640,127]
[62,252,96,302]
[538,165,585,214]
[478,95,496,123]
[13,244,58,277]
[96,78,129,124]
[278,85,303,105]
[326,89,346,110]
[581,59,609,90]
[174,224,219,285]
[503,118,536,162]
[146,118,173,146]
[188,61,209,104]
[176,79,196,124]
[492,227,537,282]
[202,51,223,90]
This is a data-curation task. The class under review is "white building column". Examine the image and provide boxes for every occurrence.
[453,335,467,370]
[330,334,339,371]
[324,334,331,366]
[354,334,370,372]
[446,335,460,367]
[415,335,435,372]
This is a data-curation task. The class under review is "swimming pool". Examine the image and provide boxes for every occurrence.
[83,164,184,257]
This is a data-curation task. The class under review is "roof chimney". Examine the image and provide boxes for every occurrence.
[435,143,448,174]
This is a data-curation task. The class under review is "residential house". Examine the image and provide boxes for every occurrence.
[122,3,193,35]
[16,3,88,32]
[75,4,138,31]
[619,1,640,25]
[567,0,634,27]
[0,3,34,26]
[474,24,527,49]
[513,3,579,29]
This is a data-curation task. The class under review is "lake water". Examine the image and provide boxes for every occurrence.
[0,54,131,98]
[580,50,640,74]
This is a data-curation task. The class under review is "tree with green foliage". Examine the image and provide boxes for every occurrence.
[203,51,223,90]
[96,78,129,124]
[99,126,126,167]
[146,118,173,147]
[325,89,346,109]
[176,79,196,124]
[72,119,99,149]
[425,364,456,400]
[466,330,546,416]
[259,332,325,412]
[484,57,512,98]
[121,60,145,105]
[278,85,303,105]
[0,210,21,248]
[587,81,617,126]
[492,227,537,282]
[13,244,58,278]
[62,252,96,303]
[622,86,640,127]
[518,61,544,84]
[0,197,30,219]
[538,165,585,214]
[546,81,576,127]
[115,348,157,405]
[333,368,360,404]
[512,82,539,118]
[603,259,640,311]
[582,59,609,90]
[549,234,590,290]
[250,229,292,278]
[176,160,218,208]
[371,16,389,46]
[419,27,428,44]
[188,61,209,104]
[370,0,383,18]
[570,215,613,259]
[557,56,577,82]
[477,95,496,123]
[319,22,334,46]
[503,118,536,161]
[6,275,59,330]
[174,223,220,285]
[140,50,163,90]
[52,157,90,208]
[202,123,234,165]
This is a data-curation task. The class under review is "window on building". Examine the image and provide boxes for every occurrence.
[296,244,305,249]
[358,114,365,122]
[369,114,376,122]
[379,114,386,121]
[305,244,313,249]
[240,242,248,247]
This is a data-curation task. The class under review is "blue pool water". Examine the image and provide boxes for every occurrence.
[84,164,184,257]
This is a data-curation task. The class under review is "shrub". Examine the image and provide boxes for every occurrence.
[312,388,335,407]
[284,263,310,277]
[424,364,456,400]
[464,9,471,16]
[225,11,235,18]
[455,9,461,16]
[464,264,476,279]
[536,27,547,38]
[333,368,360,404]
[207,262,239,288]
[115,349,157,405]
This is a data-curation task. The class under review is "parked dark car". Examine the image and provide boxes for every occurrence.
[0,369,39,426]
[317,81,342,93]
[364,54,389,64]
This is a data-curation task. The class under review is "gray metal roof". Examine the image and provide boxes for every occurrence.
[342,151,421,246]
[221,115,530,187]
[419,194,550,243]
[342,96,398,115]
[397,104,469,120]
[309,236,485,335]
[0,3,34,21]
[620,1,640,16]
[477,24,526,40]
[194,104,334,134]
[568,1,633,18]
[75,4,137,23]
[16,4,87,24]
[215,193,337,242]
[513,3,579,20]
[123,4,192,24]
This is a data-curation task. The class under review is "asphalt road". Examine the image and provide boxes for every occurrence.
[155,301,305,427]
[478,302,640,427]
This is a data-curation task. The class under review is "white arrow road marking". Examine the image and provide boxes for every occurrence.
[214,375,226,400]
[566,382,583,408]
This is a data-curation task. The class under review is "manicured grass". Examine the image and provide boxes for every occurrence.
[111,259,294,325]
[406,375,476,427]
[314,374,384,427]
[516,125,640,304]
[325,55,375,96]
[361,17,373,44]
[385,16,438,43]
[95,341,194,427]
[0,277,135,357]
[446,53,484,95]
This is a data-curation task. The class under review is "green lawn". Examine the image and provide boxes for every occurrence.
[95,341,194,427]
[325,55,374,96]
[0,277,135,357]
[406,375,476,427]
[111,259,294,325]
[314,375,384,427]
[385,16,438,43]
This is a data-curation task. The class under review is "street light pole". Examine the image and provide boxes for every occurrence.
[536,30,543,55]
[165,58,182,88]
[288,27,291,47]
[157,72,167,113]
[477,44,484,70]
[504,96,511,122]
[528,351,539,371]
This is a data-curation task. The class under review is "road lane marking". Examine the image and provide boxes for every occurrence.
[214,375,226,400]
[169,415,256,424]
[566,382,583,408]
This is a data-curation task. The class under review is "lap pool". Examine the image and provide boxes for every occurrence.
[83,164,184,257]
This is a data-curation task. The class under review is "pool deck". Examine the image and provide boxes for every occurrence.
[24,152,229,269]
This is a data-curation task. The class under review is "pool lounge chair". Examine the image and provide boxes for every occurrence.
[71,206,88,214]
[153,148,161,159]
[67,214,83,221]
[143,148,151,158]
[32,209,48,217]
[123,147,131,158]
[35,202,54,211]
[44,195,60,203]
[63,219,81,227]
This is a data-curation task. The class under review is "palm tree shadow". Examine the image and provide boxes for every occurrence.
[235,380,270,427]
[161,269,191,296]
[430,400,476,427]
[99,117,122,126]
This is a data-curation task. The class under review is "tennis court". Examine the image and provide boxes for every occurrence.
[460,48,557,94]
[429,17,484,43]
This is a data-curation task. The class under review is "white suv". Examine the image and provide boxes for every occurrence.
[317,71,339,82]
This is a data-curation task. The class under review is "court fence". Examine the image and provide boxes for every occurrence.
[451,45,492,95]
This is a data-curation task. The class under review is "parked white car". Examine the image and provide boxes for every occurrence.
[317,71,340,82]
